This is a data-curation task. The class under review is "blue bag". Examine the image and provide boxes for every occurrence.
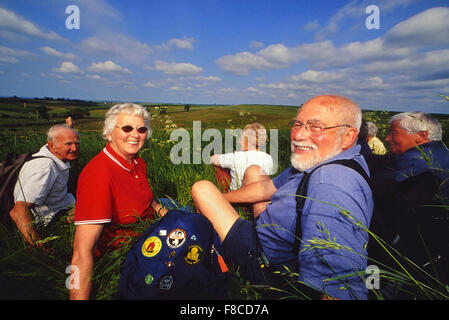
[117,209,229,300]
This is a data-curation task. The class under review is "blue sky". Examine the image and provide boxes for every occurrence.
[1,0,449,113]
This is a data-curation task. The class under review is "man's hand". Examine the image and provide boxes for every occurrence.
[9,201,41,246]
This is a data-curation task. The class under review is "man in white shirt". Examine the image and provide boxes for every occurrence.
[10,124,80,246]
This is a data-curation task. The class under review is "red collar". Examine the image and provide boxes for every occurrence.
[103,142,138,172]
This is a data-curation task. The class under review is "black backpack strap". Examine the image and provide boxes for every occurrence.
[292,159,371,254]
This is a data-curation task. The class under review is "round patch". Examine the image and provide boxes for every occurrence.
[184,244,204,265]
[144,274,154,285]
[166,228,187,249]
[142,236,162,257]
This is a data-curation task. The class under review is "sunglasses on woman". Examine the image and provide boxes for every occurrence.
[115,125,149,134]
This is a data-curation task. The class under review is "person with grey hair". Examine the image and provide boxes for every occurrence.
[366,121,387,155]
[367,111,449,298]
[10,124,80,246]
[386,111,443,154]
[379,111,448,191]
[70,103,165,300]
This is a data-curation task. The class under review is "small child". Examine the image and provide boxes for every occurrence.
[210,123,274,191]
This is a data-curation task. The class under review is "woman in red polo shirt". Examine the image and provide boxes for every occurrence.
[70,103,167,300]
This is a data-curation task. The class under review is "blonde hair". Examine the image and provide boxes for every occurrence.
[242,122,268,149]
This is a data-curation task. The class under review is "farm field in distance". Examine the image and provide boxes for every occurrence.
[1,96,449,143]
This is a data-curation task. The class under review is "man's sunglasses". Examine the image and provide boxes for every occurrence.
[115,125,149,134]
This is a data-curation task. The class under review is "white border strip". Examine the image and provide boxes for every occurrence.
[74,219,112,225]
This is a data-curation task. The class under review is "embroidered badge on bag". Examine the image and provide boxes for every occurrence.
[166,228,187,249]
[144,273,154,285]
[159,275,173,290]
[184,245,203,265]
[141,236,162,257]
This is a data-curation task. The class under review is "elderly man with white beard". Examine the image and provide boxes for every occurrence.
[191,95,373,300]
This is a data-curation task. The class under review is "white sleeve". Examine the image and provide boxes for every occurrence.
[14,159,57,205]
[219,152,237,169]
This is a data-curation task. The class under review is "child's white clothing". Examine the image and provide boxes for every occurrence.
[218,150,275,190]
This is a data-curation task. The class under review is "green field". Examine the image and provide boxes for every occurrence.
[1,97,449,300]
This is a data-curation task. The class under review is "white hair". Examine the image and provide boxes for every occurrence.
[390,111,442,141]
[103,103,151,139]
[366,121,378,138]
[47,124,78,144]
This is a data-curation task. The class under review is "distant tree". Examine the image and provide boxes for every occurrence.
[69,107,90,119]
[184,104,190,112]
[36,105,49,120]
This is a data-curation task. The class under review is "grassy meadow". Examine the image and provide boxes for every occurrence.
[1,97,449,300]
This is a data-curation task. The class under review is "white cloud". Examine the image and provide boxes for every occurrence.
[87,60,131,74]
[303,20,320,31]
[81,34,152,63]
[258,44,301,67]
[152,60,203,75]
[294,38,413,69]
[178,75,221,82]
[398,78,449,91]
[40,46,77,60]
[86,74,106,80]
[0,7,64,41]
[142,81,156,87]
[362,49,449,74]
[52,62,83,74]
[288,70,346,83]
[40,72,64,79]
[216,43,301,75]
[250,41,264,49]
[340,39,398,60]
[169,85,193,92]
[259,82,288,90]
[244,86,261,93]
[168,37,195,50]
[385,7,449,47]
[215,51,270,76]
[293,40,337,63]
[215,37,414,75]
[0,45,35,63]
